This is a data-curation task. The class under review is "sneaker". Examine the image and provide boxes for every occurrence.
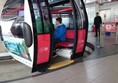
[53,55,58,58]
[52,52,57,58]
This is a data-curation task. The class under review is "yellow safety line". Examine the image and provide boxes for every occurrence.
[48,59,74,70]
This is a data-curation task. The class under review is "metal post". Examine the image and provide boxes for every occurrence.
[0,26,1,35]
[100,24,104,47]
[97,24,104,48]
[115,23,118,44]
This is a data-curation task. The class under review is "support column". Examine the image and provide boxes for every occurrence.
[95,0,100,13]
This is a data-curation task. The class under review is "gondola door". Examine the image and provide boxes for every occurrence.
[71,0,88,59]
[29,0,52,72]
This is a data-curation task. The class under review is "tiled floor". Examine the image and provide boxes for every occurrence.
[1,54,118,83]
[1,32,118,83]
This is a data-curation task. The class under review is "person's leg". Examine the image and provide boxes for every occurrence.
[53,39,61,47]
[53,39,61,57]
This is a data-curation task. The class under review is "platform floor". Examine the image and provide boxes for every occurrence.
[0,32,118,83]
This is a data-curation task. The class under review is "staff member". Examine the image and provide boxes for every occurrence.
[94,12,102,37]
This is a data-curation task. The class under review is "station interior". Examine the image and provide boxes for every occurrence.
[0,0,118,83]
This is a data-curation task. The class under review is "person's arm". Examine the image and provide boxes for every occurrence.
[94,17,96,25]
[53,26,66,39]
[100,16,102,24]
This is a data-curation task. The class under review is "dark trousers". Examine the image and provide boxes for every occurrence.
[95,25,100,37]
[53,39,61,48]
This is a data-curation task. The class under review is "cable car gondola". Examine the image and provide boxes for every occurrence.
[0,0,88,72]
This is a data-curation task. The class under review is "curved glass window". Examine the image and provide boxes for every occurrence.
[75,0,86,29]
[30,0,51,34]
[1,0,24,20]
[1,0,24,37]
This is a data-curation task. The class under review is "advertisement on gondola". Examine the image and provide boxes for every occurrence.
[3,36,31,61]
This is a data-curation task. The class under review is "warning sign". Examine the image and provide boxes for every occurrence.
[104,22,116,32]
